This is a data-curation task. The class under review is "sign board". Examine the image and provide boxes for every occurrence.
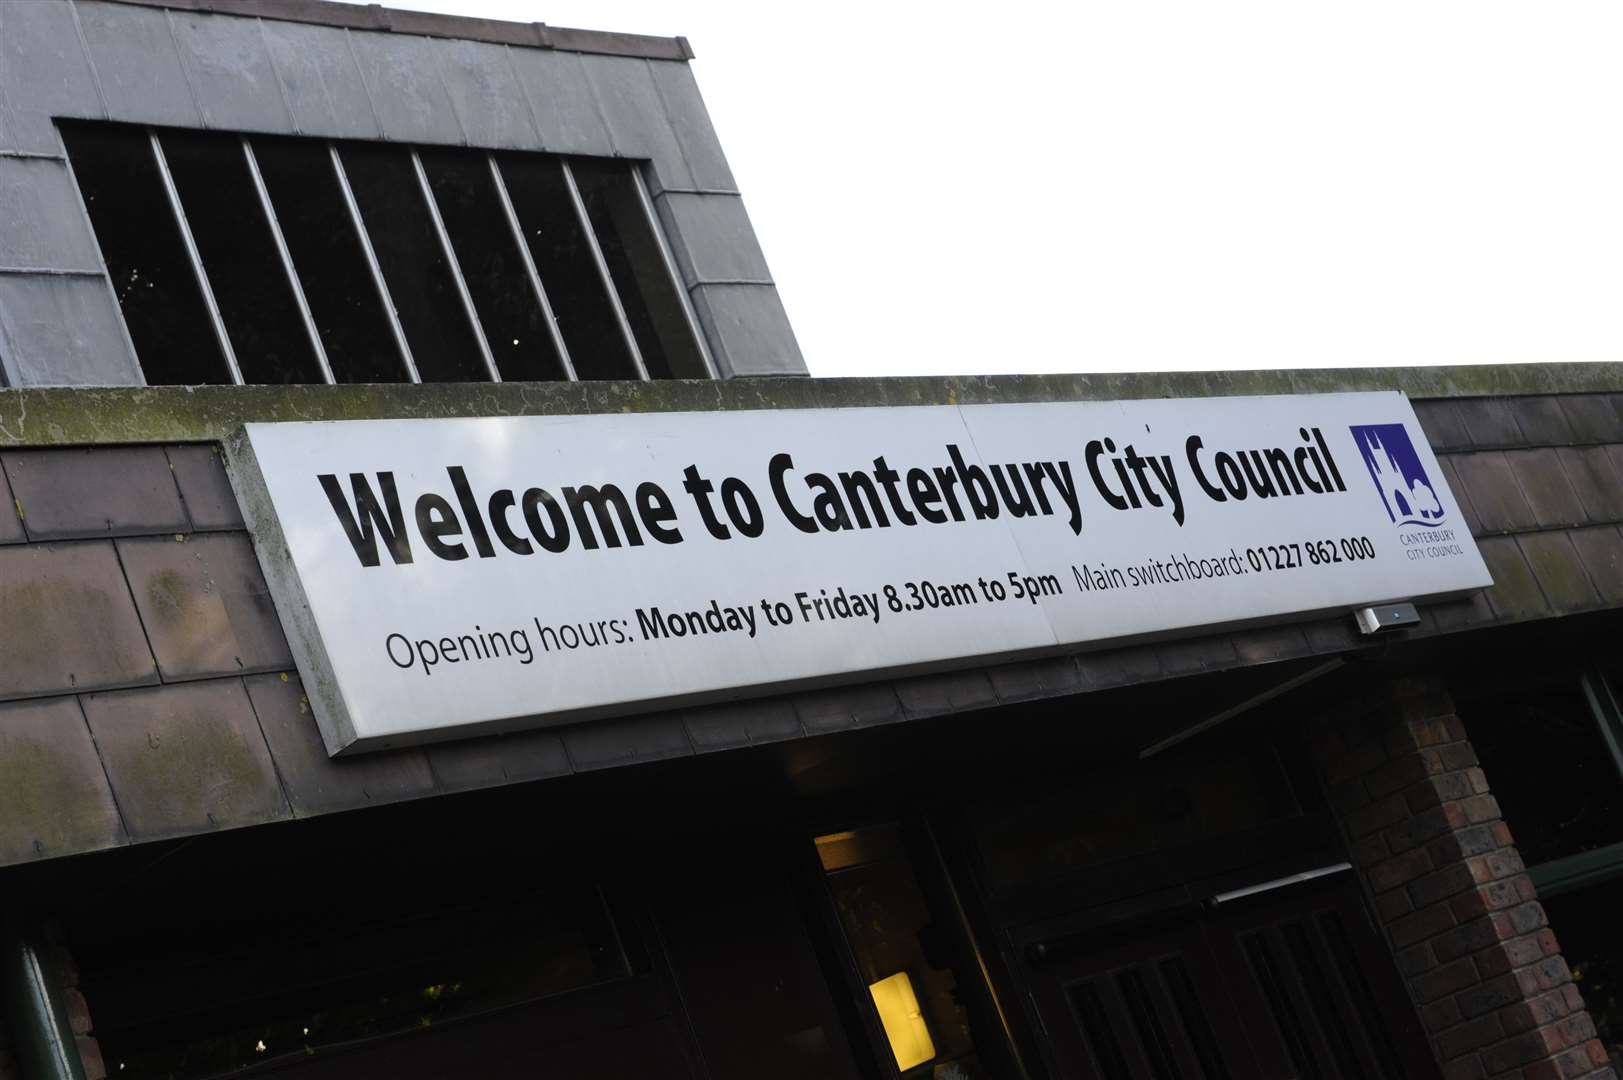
[230,392,1491,755]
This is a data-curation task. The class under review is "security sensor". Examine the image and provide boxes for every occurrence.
[1355,603,1421,635]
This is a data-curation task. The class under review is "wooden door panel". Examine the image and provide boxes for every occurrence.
[1024,873,1436,1080]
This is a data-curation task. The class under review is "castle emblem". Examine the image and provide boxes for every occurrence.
[1349,423,1445,527]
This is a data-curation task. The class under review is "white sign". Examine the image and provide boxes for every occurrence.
[232,392,1491,754]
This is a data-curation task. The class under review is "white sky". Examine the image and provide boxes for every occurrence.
[338,1,1623,378]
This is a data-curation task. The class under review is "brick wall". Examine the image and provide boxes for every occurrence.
[1311,678,1614,1079]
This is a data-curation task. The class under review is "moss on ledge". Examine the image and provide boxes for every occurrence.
[2,363,1620,448]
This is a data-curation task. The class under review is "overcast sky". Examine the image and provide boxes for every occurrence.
[338,1,1622,379]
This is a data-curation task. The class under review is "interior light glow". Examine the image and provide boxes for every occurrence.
[868,971,935,1072]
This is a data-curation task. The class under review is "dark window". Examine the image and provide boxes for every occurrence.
[1461,665,1623,1067]
[251,136,409,383]
[80,858,633,1080]
[338,143,489,383]
[159,130,323,384]
[1461,673,1623,866]
[1544,877,1623,1065]
[61,121,705,386]
[421,149,570,381]
[571,160,709,379]
[58,122,228,385]
[497,154,643,381]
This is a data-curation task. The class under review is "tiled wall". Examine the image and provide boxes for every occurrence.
[1416,393,1623,624]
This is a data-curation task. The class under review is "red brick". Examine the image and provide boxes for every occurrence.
[1491,903,1549,939]
[1482,1028,1559,1073]
[1439,741,1481,771]
[1389,804,1467,853]
[1462,794,1503,824]
[1324,736,1389,785]
[1423,995,1464,1032]
[1352,831,1390,868]
[1434,917,1503,963]
[1417,958,1481,1003]
[1368,753,1433,799]
[1559,1042,1607,1077]
[1525,1058,1567,1080]
[1479,933,1558,977]
[76,1036,106,1080]
[1454,880,1526,922]
[1412,863,1478,909]
[1433,824,1506,863]
[1467,850,1526,885]
[1466,767,1491,794]
[1515,957,1573,997]
[1408,713,1459,749]
[1376,888,1414,922]
[1456,973,1526,1020]
[64,987,91,1036]
[1396,942,1439,978]
[1410,771,1478,811]
[1439,1013,1506,1059]
[1348,792,1411,839]
[1492,821,1516,847]
[1394,901,1458,947]
[1500,989,1575,1035]
[1442,1057,1487,1080]
[1554,1011,1597,1049]
[1371,846,1437,893]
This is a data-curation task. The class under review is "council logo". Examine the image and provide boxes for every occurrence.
[1349,423,1445,527]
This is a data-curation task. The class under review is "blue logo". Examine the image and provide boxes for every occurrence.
[1350,423,1445,527]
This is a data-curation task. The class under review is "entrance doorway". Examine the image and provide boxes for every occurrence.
[1023,870,1431,1079]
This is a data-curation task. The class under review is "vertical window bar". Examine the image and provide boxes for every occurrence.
[1580,670,1623,779]
[148,130,242,385]
[329,144,419,383]
[241,137,334,385]
[411,149,500,383]
[486,153,576,381]
[628,166,718,379]
[560,159,649,381]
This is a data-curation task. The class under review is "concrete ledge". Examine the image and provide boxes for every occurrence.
[93,0,695,61]
[4,364,1623,448]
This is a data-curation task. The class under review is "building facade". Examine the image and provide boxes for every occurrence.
[2,3,1623,1080]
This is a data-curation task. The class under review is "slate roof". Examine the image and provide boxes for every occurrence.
[0,370,1621,867]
